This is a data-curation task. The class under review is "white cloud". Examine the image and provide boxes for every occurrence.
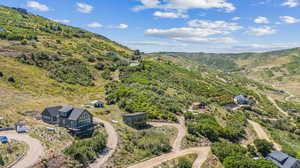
[26,1,49,11]
[133,0,236,13]
[146,27,227,38]
[254,16,270,24]
[145,27,237,44]
[111,24,129,29]
[172,37,238,44]
[187,20,243,31]
[76,2,93,13]
[127,41,182,46]
[279,16,300,24]
[232,17,241,21]
[281,0,298,7]
[247,26,277,36]
[153,11,188,19]
[54,19,71,23]
[87,22,102,28]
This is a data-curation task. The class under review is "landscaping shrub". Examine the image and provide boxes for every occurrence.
[0,155,4,166]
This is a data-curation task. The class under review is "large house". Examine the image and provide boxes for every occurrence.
[42,106,93,131]
[266,151,300,168]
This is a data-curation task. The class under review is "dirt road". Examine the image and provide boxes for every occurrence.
[149,116,186,151]
[248,120,281,150]
[89,118,118,168]
[127,147,210,168]
[0,131,44,168]
[267,96,288,116]
[129,117,210,168]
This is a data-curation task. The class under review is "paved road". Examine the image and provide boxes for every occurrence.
[248,120,281,150]
[129,117,210,168]
[0,131,44,168]
[89,118,118,168]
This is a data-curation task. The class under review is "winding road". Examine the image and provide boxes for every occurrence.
[248,120,282,150]
[89,118,118,168]
[129,117,211,168]
[0,131,44,168]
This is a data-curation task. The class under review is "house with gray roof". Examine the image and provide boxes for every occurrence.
[42,106,93,131]
[266,150,300,168]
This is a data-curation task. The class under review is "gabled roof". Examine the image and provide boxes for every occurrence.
[59,106,73,113]
[266,151,299,168]
[43,106,91,121]
[68,108,87,121]
[43,106,62,117]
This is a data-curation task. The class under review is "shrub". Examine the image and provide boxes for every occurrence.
[0,71,3,77]
[49,59,94,86]
[0,154,4,166]
[212,142,247,162]
[8,76,15,83]
[254,139,273,157]
[64,131,106,166]
[178,157,192,168]
[224,156,276,168]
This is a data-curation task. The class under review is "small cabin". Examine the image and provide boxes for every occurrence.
[234,95,250,105]
[15,123,27,133]
[90,100,104,108]
[123,112,148,128]
[192,102,206,110]
[0,136,8,144]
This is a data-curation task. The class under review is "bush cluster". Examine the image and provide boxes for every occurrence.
[64,131,106,166]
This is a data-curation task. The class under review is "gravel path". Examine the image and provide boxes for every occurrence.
[89,118,118,168]
[0,131,44,168]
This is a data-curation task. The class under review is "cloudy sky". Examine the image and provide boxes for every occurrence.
[1,0,300,53]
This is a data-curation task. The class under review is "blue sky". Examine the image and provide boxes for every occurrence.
[1,0,300,53]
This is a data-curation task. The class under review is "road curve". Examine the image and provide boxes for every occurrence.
[248,120,281,150]
[0,131,44,168]
[129,117,210,168]
[89,118,118,168]
[127,147,210,168]
[149,116,186,152]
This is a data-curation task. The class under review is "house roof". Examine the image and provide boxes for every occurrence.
[90,100,104,104]
[43,106,90,121]
[59,106,73,113]
[43,106,62,117]
[266,151,299,168]
[68,108,86,121]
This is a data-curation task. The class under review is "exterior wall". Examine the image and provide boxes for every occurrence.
[123,114,147,127]
[77,112,92,128]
